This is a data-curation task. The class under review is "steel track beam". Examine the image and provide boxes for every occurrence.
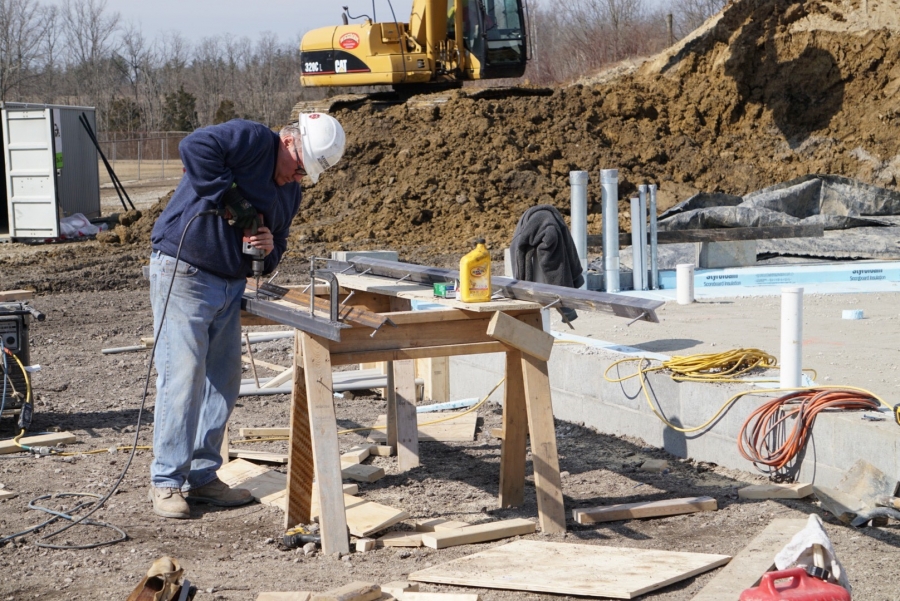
[332,258,663,323]
[241,296,347,341]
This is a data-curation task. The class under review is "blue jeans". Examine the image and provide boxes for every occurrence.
[149,251,245,490]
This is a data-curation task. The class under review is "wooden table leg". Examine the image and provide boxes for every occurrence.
[521,353,567,533]
[385,360,397,453]
[499,349,527,507]
[299,332,350,554]
[393,359,419,470]
[285,331,313,529]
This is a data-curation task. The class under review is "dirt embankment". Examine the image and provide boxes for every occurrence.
[4,0,900,293]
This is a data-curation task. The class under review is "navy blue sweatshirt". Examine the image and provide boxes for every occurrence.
[151,119,301,279]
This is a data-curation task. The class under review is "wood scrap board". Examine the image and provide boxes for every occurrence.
[217,459,406,537]
[368,410,477,443]
[689,518,808,601]
[408,539,730,599]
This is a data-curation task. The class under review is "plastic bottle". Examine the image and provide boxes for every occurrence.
[459,238,492,303]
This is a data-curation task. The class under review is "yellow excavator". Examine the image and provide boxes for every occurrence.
[293,0,548,114]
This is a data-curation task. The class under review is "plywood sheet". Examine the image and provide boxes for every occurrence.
[337,273,539,312]
[368,411,477,443]
[409,540,730,599]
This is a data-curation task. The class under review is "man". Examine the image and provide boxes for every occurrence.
[147,114,345,519]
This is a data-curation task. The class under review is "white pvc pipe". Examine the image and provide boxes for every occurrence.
[780,287,804,389]
[630,198,645,291]
[600,169,620,293]
[570,171,589,290]
[649,184,659,290]
[676,264,694,304]
[638,185,648,291]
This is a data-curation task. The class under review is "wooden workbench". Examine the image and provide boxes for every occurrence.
[258,273,567,554]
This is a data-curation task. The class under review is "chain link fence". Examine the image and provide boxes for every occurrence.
[96,132,189,184]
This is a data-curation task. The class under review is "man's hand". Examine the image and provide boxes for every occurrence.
[222,187,260,234]
[246,226,274,256]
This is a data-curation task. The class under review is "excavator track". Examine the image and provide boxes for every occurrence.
[290,85,554,117]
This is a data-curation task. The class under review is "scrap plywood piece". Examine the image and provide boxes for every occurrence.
[378,531,424,547]
[341,445,374,464]
[341,464,385,483]
[409,539,731,599]
[381,582,418,597]
[218,459,358,512]
[217,458,287,507]
[403,595,480,601]
[0,289,34,301]
[414,518,471,532]
[310,493,409,538]
[690,518,808,601]
[738,483,814,500]
[311,581,381,601]
[486,311,554,361]
[257,593,311,601]
[0,490,17,500]
[371,445,394,457]
[240,427,289,437]
[420,518,535,550]
[0,432,76,455]
[574,496,718,524]
[368,411,477,443]
[228,449,288,464]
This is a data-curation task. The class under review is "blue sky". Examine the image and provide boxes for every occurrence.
[77,0,416,44]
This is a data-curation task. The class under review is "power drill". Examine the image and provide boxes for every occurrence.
[242,213,265,293]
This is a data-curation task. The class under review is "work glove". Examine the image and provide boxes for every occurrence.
[221,187,259,234]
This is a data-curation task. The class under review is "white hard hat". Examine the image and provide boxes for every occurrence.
[298,113,345,183]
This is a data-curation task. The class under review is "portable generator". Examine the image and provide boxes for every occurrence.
[0,301,44,428]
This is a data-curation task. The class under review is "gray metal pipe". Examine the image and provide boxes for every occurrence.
[569,171,589,290]
[600,169,620,293]
[649,184,659,290]
[638,185,648,291]
[630,197,645,291]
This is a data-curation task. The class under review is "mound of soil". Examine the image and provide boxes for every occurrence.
[296,0,900,260]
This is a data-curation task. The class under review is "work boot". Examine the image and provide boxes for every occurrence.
[185,478,253,507]
[148,486,190,519]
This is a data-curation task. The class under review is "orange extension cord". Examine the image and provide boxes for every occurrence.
[738,389,881,474]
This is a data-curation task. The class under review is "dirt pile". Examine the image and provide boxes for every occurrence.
[52,0,900,274]
[294,0,900,260]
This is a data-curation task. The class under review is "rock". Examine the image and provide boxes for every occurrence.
[303,542,317,555]
[640,459,669,473]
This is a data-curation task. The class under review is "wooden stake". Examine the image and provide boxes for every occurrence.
[245,332,261,389]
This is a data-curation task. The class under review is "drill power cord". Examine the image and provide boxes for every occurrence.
[0,210,217,550]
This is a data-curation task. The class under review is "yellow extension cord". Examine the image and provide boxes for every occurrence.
[603,348,890,433]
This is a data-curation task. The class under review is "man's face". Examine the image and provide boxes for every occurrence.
[274,135,306,186]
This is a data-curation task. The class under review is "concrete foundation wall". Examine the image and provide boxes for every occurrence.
[450,345,899,488]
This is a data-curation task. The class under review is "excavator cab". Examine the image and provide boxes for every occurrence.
[298,0,529,90]
[452,0,529,80]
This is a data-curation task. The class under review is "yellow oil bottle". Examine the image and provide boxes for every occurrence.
[459,238,492,303]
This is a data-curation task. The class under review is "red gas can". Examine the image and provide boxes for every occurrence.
[740,568,851,601]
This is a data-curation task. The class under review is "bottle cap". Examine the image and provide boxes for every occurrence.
[474,237,485,245]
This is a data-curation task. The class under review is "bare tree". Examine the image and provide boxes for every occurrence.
[672,0,726,38]
[0,0,53,101]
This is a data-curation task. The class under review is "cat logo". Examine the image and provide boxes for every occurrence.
[335,60,348,73]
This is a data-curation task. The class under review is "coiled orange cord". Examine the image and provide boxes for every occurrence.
[738,389,880,474]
